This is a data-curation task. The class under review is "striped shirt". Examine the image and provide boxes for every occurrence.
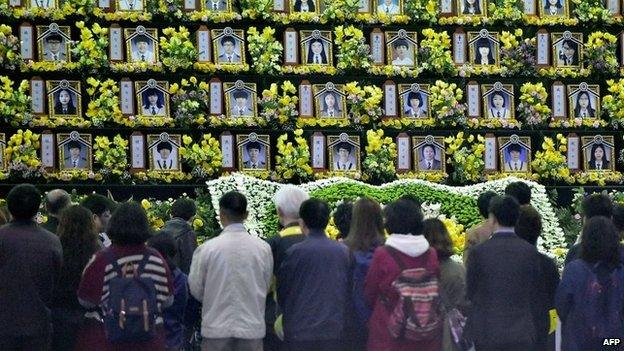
[78,245,174,323]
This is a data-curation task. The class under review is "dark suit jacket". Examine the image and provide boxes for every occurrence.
[588,159,610,170]
[466,230,541,346]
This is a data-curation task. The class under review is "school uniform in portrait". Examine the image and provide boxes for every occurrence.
[31,0,54,8]
[241,141,266,169]
[461,0,481,14]
[140,89,166,116]
[390,39,414,66]
[117,0,143,10]
[205,0,228,10]
[153,141,178,170]
[572,91,596,118]
[503,144,528,172]
[556,40,579,67]
[417,145,442,171]
[217,36,242,63]
[63,141,88,169]
[229,90,253,117]
[53,89,78,115]
[486,92,511,119]
[293,0,316,12]
[130,35,155,63]
[543,0,563,15]
[332,142,356,171]
[587,144,611,170]
[473,37,495,65]
[376,0,400,13]
[318,93,343,118]
[403,91,427,118]
[42,34,67,62]
[305,39,329,65]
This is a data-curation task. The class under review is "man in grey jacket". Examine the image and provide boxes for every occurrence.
[163,198,198,275]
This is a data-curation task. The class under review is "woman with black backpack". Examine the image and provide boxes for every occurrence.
[556,216,624,351]
[364,198,442,351]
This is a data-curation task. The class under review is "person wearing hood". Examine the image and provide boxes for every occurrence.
[162,198,198,275]
[364,198,441,351]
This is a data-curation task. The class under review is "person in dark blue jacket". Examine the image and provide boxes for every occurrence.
[277,198,350,351]
[148,230,189,351]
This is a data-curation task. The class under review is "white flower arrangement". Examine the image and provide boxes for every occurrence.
[206,174,566,262]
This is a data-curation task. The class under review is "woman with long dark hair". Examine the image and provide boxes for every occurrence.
[574,91,596,118]
[588,143,610,170]
[294,0,315,12]
[474,37,494,65]
[54,88,77,115]
[556,217,624,351]
[51,205,100,351]
[306,38,328,64]
[462,0,480,14]
[423,218,467,351]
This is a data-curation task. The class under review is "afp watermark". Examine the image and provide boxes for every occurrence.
[603,338,622,347]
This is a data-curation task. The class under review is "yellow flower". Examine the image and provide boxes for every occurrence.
[141,199,152,210]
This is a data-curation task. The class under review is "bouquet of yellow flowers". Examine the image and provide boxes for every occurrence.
[94,135,130,182]
[247,27,283,75]
[445,132,485,183]
[274,129,313,182]
[160,27,197,72]
[0,77,32,126]
[5,129,44,179]
[531,135,573,183]
[334,26,372,72]
[179,134,222,179]
[362,129,397,184]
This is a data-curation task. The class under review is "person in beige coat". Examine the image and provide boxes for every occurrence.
[463,191,497,265]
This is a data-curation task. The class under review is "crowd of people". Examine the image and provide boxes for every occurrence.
[0,181,623,351]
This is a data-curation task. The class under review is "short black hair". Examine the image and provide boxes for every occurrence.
[107,201,151,245]
[515,205,542,246]
[488,195,520,227]
[45,189,71,216]
[399,194,422,207]
[145,88,159,98]
[507,143,522,153]
[219,191,247,221]
[336,142,353,154]
[333,201,353,239]
[135,34,149,43]
[505,181,532,205]
[582,194,612,220]
[407,91,423,107]
[393,39,409,49]
[220,35,236,46]
[171,198,196,221]
[384,198,424,235]
[477,191,497,218]
[67,140,82,151]
[7,184,41,221]
[147,230,177,268]
[580,216,620,266]
[245,141,261,151]
[45,34,62,42]
[300,198,330,231]
[157,141,172,152]
[612,204,624,233]
[80,194,114,216]
[232,90,248,99]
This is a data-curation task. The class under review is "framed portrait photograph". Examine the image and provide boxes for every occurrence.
[116,0,144,11]
[358,0,371,12]
[147,133,182,172]
[300,30,333,66]
[37,24,71,63]
[498,135,532,173]
[539,0,568,17]
[375,0,402,14]
[57,131,92,171]
[212,27,246,65]
[0,133,6,172]
[567,83,600,119]
[46,80,82,118]
[468,29,500,67]
[135,79,170,117]
[412,135,446,172]
[399,83,430,119]
[313,82,347,120]
[386,30,417,67]
[224,80,257,119]
[581,135,615,172]
[202,0,231,11]
[457,0,485,16]
[551,31,583,69]
[290,0,319,13]
[30,0,56,8]
[328,133,360,172]
[481,82,515,119]
[124,26,159,64]
[237,133,271,171]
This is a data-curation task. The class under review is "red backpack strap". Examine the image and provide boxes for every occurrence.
[385,245,406,271]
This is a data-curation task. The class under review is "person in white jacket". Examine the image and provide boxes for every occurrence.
[188,191,273,351]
